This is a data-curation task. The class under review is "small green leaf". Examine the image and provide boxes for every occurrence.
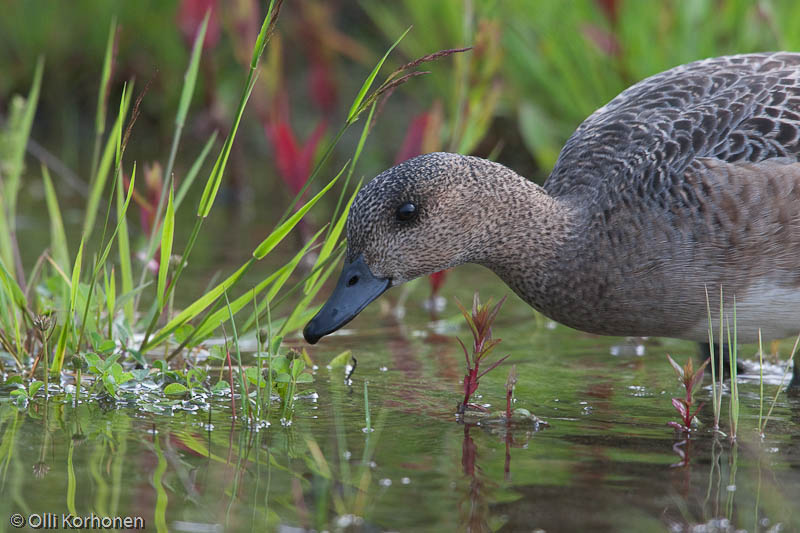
[208,345,226,361]
[274,373,291,383]
[164,383,189,396]
[295,374,313,384]
[328,350,351,368]
[97,339,116,354]
[270,356,289,375]
[84,352,102,371]
[290,359,306,378]
[212,381,230,393]
[28,381,44,397]
[175,324,194,344]
[244,367,265,387]
[131,368,150,382]
[269,336,283,355]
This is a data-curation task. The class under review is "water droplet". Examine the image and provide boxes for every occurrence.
[379,478,392,487]
[401,477,411,485]
[726,484,736,492]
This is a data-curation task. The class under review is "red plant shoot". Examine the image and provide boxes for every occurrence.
[456,293,509,414]
[666,355,710,433]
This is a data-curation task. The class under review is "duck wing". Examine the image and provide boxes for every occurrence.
[544,52,800,210]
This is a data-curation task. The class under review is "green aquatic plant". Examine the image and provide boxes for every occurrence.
[83,352,134,399]
[270,349,313,424]
[666,354,709,434]
[456,292,509,414]
[8,377,43,409]
[722,298,741,440]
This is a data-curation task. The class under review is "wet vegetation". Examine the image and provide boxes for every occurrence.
[1,0,800,531]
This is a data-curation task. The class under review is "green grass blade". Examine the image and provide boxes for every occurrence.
[279,250,344,335]
[251,0,278,69]
[347,26,411,124]
[252,162,347,260]
[96,163,136,269]
[104,265,116,338]
[176,11,208,132]
[116,168,134,324]
[224,291,249,422]
[325,101,374,242]
[305,183,358,291]
[5,56,44,222]
[142,10,208,289]
[0,202,12,288]
[95,18,116,139]
[0,256,27,313]
[83,82,133,241]
[53,238,84,372]
[41,164,70,272]
[197,5,278,219]
[157,186,175,308]
[175,131,217,211]
[143,259,256,351]
[191,226,326,344]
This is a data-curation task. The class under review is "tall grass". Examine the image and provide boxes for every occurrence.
[0,1,460,429]
[702,286,798,440]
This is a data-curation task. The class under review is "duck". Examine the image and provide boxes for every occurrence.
[303,52,800,384]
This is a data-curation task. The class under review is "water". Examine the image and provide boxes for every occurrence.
[2,265,800,532]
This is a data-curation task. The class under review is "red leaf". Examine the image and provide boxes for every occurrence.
[671,397,688,419]
[477,354,510,380]
[666,354,684,380]
[667,421,688,432]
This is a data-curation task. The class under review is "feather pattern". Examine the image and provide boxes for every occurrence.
[546,52,800,209]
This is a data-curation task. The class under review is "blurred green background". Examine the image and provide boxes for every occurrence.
[2,0,800,259]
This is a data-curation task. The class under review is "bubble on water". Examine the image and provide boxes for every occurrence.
[401,477,411,485]
[379,478,392,487]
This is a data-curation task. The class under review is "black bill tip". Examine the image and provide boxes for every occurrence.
[303,255,390,344]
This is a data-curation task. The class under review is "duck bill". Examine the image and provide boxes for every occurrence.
[303,255,390,344]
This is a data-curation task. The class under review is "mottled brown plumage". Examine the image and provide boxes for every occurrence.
[307,52,800,350]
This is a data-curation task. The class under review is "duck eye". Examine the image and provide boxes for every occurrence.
[395,202,417,222]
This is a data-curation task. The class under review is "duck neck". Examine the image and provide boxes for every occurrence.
[468,176,581,314]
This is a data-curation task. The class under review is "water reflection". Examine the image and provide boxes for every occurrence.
[3,282,800,531]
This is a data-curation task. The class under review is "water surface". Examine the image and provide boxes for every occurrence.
[2,266,799,532]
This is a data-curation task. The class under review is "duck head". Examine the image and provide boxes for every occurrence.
[303,152,500,344]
